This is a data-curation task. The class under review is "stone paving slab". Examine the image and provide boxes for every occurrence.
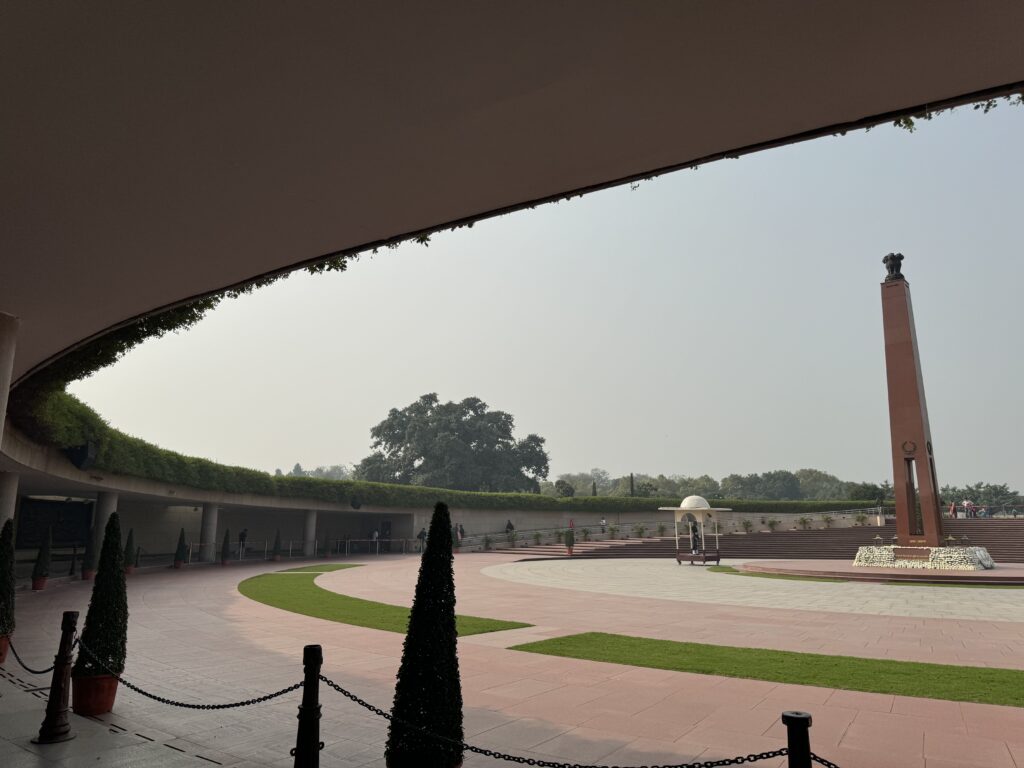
[2,554,1023,768]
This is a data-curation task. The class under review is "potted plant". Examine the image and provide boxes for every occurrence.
[72,513,128,716]
[173,528,187,568]
[385,502,463,767]
[740,519,753,534]
[221,529,231,566]
[656,523,667,537]
[797,516,812,530]
[0,520,14,664]
[123,529,135,575]
[633,523,647,538]
[271,529,282,561]
[32,527,52,590]
[532,531,542,546]
[608,524,618,539]
[820,514,834,529]
[854,512,868,527]
[766,519,780,532]
[482,535,492,551]
[555,529,564,544]
[81,532,96,580]
[581,527,591,542]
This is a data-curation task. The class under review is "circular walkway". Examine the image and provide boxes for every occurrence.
[480,558,1024,622]
[2,554,1023,768]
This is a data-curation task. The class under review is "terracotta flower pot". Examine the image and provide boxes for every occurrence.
[0,634,9,665]
[31,576,47,591]
[173,560,184,569]
[82,569,95,581]
[72,675,119,716]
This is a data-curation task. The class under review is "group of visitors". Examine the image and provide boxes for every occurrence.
[413,522,466,551]
[948,501,1020,519]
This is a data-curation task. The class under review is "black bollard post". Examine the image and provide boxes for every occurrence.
[33,611,79,744]
[291,644,323,768]
[782,711,812,768]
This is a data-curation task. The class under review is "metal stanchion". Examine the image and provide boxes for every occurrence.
[291,645,323,768]
[33,611,79,744]
[782,711,812,768]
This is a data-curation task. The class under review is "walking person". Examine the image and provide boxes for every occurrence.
[458,523,466,542]
[565,519,575,556]
[416,527,427,552]
[238,528,248,559]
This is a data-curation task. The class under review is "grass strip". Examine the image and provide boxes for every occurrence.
[882,580,1024,589]
[279,564,357,573]
[238,567,531,636]
[512,632,1024,707]
[709,564,1024,588]
[707,565,847,583]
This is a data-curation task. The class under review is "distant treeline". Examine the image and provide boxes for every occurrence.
[541,468,1020,505]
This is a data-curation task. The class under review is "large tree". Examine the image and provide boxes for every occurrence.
[354,394,549,492]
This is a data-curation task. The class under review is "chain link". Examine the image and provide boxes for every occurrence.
[811,754,842,768]
[318,674,791,768]
[76,638,303,710]
[6,638,56,676]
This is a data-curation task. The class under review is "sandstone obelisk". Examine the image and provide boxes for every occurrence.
[880,253,943,546]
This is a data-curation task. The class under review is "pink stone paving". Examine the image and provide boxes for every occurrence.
[2,552,1022,768]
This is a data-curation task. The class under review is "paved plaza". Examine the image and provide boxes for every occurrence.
[3,554,1024,768]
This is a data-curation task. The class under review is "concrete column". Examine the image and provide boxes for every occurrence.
[0,312,20,454]
[303,510,317,557]
[0,472,18,526]
[200,503,218,562]
[93,492,118,550]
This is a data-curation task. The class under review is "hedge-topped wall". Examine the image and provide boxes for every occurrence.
[10,390,888,516]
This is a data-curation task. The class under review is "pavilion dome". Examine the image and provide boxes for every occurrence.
[679,495,711,510]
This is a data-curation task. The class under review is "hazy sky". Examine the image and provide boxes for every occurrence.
[70,105,1023,490]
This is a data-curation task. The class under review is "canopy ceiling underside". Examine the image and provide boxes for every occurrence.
[2,1,1022,384]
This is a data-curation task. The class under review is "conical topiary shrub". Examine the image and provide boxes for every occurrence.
[73,512,127,715]
[81,529,96,580]
[0,520,15,663]
[32,527,52,590]
[272,529,282,561]
[385,502,462,768]
[123,529,135,574]
[221,529,231,565]
[173,528,187,568]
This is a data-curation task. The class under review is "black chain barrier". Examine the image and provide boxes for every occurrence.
[7,638,57,676]
[67,638,840,767]
[319,674,814,768]
[76,638,303,710]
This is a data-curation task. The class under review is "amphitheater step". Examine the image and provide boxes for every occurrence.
[488,520,1024,563]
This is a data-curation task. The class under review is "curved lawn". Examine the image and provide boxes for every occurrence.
[238,564,531,636]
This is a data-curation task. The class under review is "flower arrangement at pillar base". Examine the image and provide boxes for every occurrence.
[853,545,995,570]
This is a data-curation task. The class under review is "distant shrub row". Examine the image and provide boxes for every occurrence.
[11,391,887,516]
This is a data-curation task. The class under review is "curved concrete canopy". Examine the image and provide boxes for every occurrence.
[2,1,1023,384]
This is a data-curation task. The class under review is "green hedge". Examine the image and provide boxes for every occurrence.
[9,390,889,516]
